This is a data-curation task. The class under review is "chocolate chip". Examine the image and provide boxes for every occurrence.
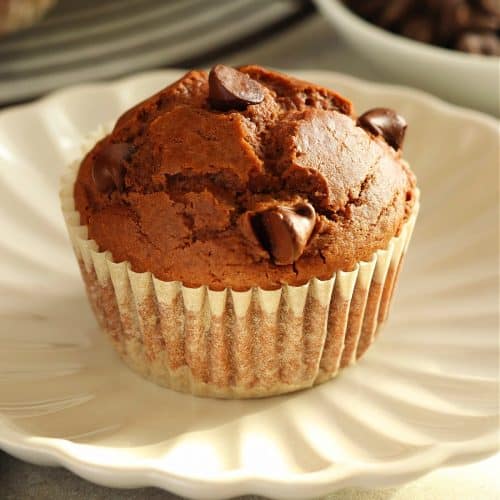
[357,108,408,151]
[437,0,470,43]
[377,0,414,27]
[347,0,387,20]
[455,31,500,54]
[466,10,500,31]
[401,17,435,43]
[208,64,264,111]
[475,0,500,16]
[92,142,131,193]
[250,202,316,265]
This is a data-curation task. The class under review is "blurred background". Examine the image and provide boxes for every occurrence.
[0,0,498,114]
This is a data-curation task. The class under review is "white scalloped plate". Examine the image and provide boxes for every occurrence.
[0,70,498,499]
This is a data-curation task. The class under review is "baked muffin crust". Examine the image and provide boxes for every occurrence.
[74,65,416,290]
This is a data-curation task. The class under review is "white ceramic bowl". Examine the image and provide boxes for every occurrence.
[315,0,499,115]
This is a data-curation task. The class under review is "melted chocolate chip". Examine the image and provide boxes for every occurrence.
[251,202,316,265]
[356,108,407,151]
[208,64,265,111]
[92,142,131,193]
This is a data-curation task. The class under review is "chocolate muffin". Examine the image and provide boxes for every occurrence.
[61,65,419,398]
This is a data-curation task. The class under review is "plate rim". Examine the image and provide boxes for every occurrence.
[0,69,498,498]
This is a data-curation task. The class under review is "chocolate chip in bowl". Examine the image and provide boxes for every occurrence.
[342,0,500,56]
[315,0,499,114]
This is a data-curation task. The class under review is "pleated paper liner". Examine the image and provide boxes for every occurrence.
[60,130,419,398]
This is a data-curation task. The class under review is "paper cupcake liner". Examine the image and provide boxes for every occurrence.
[60,129,419,398]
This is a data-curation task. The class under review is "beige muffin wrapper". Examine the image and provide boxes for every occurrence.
[60,129,419,398]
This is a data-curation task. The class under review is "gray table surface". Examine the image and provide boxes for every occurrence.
[1,12,498,500]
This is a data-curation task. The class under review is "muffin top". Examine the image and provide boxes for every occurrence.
[74,65,416,290]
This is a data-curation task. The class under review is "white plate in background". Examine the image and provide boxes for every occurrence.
[0,70,498,499]
[0,0,311,105]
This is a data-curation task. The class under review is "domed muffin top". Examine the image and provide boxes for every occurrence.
[74,65,416,290]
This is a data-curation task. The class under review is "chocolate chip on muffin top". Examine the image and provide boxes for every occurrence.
[74,65,416,290]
